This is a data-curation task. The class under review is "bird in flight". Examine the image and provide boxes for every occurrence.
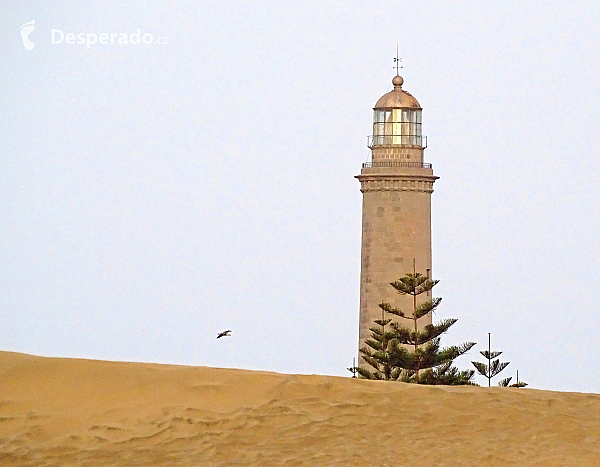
[216,330,232,339]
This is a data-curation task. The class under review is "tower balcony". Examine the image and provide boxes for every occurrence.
[367,135,427,149]
[362,161,432,169]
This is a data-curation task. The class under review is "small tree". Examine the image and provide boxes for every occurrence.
[347,358,358,378]
[498,369,528,388]
[472,333,510,387]
[358,272,476,384]
[357,305,401,380]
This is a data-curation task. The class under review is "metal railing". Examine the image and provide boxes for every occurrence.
[362,161,432,169]
[368,135,427,148]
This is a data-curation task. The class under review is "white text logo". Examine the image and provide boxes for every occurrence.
[51,29,168,48]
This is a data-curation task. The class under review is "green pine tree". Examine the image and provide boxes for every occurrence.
[498,369,528,388]
[472,333,510,387]
[358,272,476,384]
[357,305,401,380]
[415,361,476,386]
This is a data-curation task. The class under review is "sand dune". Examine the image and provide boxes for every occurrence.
[0,351,598,466]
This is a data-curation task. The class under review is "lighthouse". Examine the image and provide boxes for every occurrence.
[356,74,438,364]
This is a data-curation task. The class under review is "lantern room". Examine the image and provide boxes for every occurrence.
[369,75,425,148]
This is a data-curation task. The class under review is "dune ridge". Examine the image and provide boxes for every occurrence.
[0,351,598,466]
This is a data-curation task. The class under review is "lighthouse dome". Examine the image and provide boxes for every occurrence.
[374,75,421,109]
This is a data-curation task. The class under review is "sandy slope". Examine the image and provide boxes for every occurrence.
[0,351,598,466]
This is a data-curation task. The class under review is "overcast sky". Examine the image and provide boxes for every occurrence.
[1,1,599,393]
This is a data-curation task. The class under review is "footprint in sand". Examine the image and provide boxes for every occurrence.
[20,20,36,50]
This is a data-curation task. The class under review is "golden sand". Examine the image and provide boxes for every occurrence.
[0,351,598,466]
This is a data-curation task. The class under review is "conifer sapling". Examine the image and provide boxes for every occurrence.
[472,333,510,387]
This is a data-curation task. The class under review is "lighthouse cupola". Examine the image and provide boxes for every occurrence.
[369,75,425,153]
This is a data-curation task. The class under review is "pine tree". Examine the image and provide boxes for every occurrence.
[498,369,528,388]
[357,305,401,380]
[358,271,476,384]
[415,362,476,386]
[347,358,358,378]
[472,333,510,387]
[384,272,475,382]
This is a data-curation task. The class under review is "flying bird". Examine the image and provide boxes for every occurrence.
[216,330,232,339]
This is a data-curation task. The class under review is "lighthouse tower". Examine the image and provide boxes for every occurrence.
[356,74,438,363]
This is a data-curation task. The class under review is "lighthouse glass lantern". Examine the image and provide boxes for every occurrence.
[372,108,422,146]
[369,74,424,148]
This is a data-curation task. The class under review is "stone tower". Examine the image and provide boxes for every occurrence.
[356,74,438,364]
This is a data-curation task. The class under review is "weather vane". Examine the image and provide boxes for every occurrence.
[393,43,403,75]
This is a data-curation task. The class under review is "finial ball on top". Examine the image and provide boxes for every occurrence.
[392,75,404,87]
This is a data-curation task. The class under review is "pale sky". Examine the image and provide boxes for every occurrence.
[1,1,599,393]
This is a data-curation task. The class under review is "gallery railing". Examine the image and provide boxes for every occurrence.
[362,161,432,169]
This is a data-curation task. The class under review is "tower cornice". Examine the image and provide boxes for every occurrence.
[355,172,438,193]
